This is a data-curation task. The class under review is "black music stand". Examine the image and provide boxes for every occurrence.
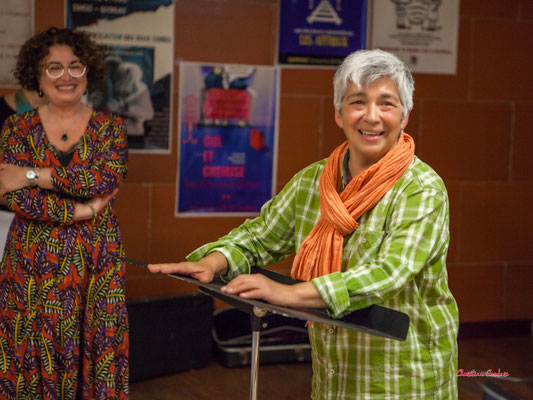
[119,258,410,400]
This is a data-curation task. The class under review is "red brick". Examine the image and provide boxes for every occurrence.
[459,183,533,263]
[281,68,336,96]
[277,96,322,187]
[523,0,533,19]
[35,0,65,32]
[127,152,177,183]
[320,97,346,159]
[419,101,511,181]
[460,0,519,18]
[504,264,533,319]
[0,89,16,98]
[448,264,504,322]
[511,104,533,180]
[174,0,277,65]
[413,17,470,99]
[471,20,533,101]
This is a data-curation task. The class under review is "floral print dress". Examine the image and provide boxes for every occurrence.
[0,109,129,399]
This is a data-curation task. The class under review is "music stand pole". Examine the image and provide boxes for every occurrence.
[250,306,268,400]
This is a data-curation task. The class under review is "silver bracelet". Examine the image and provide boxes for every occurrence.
[87,202,97,219]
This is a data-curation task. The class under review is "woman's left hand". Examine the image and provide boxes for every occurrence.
[221,273,294,306]
[221,274,328,309]
[0,164,29,196]
[90,188,119,214]
[73,188,119,221]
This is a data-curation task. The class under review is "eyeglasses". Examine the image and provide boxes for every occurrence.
[45,61,87,79]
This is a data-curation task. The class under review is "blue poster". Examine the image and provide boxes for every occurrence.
[176,62,279,216]
[278,0,368,66]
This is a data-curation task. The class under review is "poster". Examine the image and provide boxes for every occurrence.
[369,0,459,74]
[66,0,174,152]
[176,62,279,217]
[0,0,33,87]
[278,0,367,66]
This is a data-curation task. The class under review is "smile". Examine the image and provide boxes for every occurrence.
[56,85,77,92]
[358,130,383,137]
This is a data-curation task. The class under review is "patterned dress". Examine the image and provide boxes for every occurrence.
[0,109,129,400]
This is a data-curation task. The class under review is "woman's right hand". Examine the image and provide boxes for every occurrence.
[148,251,229,283]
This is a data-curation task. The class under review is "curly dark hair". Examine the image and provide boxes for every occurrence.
[14,26,107,91]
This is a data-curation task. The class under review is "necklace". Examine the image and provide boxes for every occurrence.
[50,105,85,142]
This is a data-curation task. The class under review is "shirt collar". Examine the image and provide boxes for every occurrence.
[342,149,351,188]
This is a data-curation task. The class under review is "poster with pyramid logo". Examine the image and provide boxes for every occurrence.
[278,0,367,66]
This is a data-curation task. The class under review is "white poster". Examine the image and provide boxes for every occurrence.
[0,0,34,86]
[369,0,459,74]
[67,0,174,153]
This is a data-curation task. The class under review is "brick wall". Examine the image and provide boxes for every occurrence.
[2,0,531,322]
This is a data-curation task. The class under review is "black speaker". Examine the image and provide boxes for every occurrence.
[127,292,214,381]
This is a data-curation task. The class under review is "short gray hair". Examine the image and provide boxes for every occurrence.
[333,49,414,118]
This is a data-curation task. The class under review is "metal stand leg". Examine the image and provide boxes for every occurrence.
[250,306,267,400]
[250,329,261,400]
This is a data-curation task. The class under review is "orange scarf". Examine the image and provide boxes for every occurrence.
[291,133,415,281]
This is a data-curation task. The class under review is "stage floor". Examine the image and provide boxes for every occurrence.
[130,334,533,399]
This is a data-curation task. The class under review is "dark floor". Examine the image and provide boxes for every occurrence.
[130,334,533,400]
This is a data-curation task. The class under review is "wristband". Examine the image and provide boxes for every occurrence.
[87,202,97,219]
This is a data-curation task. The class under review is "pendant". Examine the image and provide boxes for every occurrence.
[61,132,68,142]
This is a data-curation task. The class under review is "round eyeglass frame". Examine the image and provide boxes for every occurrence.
[45,64,87,79]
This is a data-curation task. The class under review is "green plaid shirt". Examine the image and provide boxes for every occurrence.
[188,155,459,399]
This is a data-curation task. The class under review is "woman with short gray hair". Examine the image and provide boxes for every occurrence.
[150,48,459,399]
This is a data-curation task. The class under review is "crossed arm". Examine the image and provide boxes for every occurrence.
[0,163,116,221]
[0,115,127,223]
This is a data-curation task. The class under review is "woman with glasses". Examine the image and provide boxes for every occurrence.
[0,27,129,399]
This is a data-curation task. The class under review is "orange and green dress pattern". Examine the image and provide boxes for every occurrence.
[0,110,129,399]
